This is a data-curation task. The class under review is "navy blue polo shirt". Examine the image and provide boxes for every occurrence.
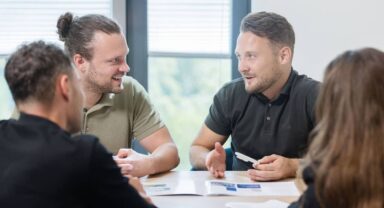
[205,69,320,170]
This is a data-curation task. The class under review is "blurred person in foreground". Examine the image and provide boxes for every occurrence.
[289,47,384,208]
[0,41,155,208]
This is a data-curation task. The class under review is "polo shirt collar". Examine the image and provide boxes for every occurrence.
[87,93,114,114]
[280,68,297,96]
[98,93,114,106]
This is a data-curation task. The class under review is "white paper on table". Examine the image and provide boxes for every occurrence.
[254,181,300,196]
[144,179,299,197]
[205,180,262,196]
[206,180,299,196]
[144,180,199,196]
[225,200,289,208]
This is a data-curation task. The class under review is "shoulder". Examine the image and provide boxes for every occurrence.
[216,78,246,98]
[112,77,149,105]
[290,72,321,99]
[121,77,147,94]
[70,134,112,158]
[70,134,100,149]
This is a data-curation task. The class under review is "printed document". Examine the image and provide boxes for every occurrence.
[144,179,299,196]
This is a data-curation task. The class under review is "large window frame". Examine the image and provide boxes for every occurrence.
[126,0,251,89]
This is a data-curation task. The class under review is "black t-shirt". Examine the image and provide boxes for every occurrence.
[0,113,155,208]
[205,70,320,170]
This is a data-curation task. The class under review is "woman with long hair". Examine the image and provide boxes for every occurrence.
[290,48,384,208]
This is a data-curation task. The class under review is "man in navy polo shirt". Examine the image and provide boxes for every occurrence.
[190,11,320,181]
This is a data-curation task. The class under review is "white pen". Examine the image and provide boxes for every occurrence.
[235,152,259,164]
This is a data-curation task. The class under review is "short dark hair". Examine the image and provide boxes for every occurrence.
[5,41,72,104]
[57,12,121,60]
[240,12,295,52]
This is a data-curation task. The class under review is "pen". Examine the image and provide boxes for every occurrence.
[235,152,258,164]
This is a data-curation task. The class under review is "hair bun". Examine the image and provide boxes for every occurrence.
[57,12,74,41]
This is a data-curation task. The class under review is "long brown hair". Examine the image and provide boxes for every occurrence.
[307,48,384,208]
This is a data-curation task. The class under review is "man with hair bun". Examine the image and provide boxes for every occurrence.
[56,12,179,177]
[0,41,155,208]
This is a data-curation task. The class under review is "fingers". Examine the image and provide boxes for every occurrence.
[248,155,298,181]
[247,169,279,181]
[116,148,133,158]
[209,166,225,178]
[258,154,279,164]
[119,163,134,175]
[253,162,274,171]
[214,142,225,155]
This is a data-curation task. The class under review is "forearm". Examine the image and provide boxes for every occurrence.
[189,145,210,170]
[147,143,179,175]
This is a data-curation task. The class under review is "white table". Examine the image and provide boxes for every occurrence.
[142,171,303,208]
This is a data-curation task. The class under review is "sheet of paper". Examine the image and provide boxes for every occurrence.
[205,180,262,196]
[144,179,299,197]
[144,180,199,196]
[206,180,299,196]
[255,181,300,196]
[225,200,289,208]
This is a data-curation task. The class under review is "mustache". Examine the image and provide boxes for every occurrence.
[241,73,255,78]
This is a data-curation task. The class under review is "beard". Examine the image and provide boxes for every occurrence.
[243,66,283,94]
[86,68,124,94]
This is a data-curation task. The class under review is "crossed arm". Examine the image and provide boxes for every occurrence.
[114,127,180,177]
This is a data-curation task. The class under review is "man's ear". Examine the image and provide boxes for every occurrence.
[73,54,88,73]
[278,46,292,65]
[57,74,70,101]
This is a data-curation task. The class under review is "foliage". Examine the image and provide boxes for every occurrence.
[148,57,231,170]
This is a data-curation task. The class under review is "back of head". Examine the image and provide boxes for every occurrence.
[308,48,384,208]
[57,12,121,60]
[5,41,72,105]
[240,11,295,53]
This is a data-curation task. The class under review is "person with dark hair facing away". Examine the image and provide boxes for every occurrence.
[289,48,384,208]
[190,11,320,181]
[0,41,155,208]
[55,12,179,177]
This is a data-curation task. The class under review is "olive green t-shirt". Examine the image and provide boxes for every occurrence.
[81,77,164,153]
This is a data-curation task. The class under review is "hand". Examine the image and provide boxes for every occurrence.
[127,175,153,205]
[247,154,299,181]
[114,148,153,177]
[205,142,226,178]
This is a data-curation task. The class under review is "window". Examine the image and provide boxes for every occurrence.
[0,0,114,120]
[0,57,12,119]
[147,0,232,170]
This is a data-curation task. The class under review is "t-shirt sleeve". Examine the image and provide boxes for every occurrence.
[130,79,165,141]
[88,137,155,208]
[204,86,232,136]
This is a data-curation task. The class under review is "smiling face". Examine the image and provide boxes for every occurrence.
[83,32,129,94]
[235,32,284,95]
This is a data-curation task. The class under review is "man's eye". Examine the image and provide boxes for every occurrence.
[110,58,120,64]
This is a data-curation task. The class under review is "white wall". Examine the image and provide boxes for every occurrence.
[252,0,384,81]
